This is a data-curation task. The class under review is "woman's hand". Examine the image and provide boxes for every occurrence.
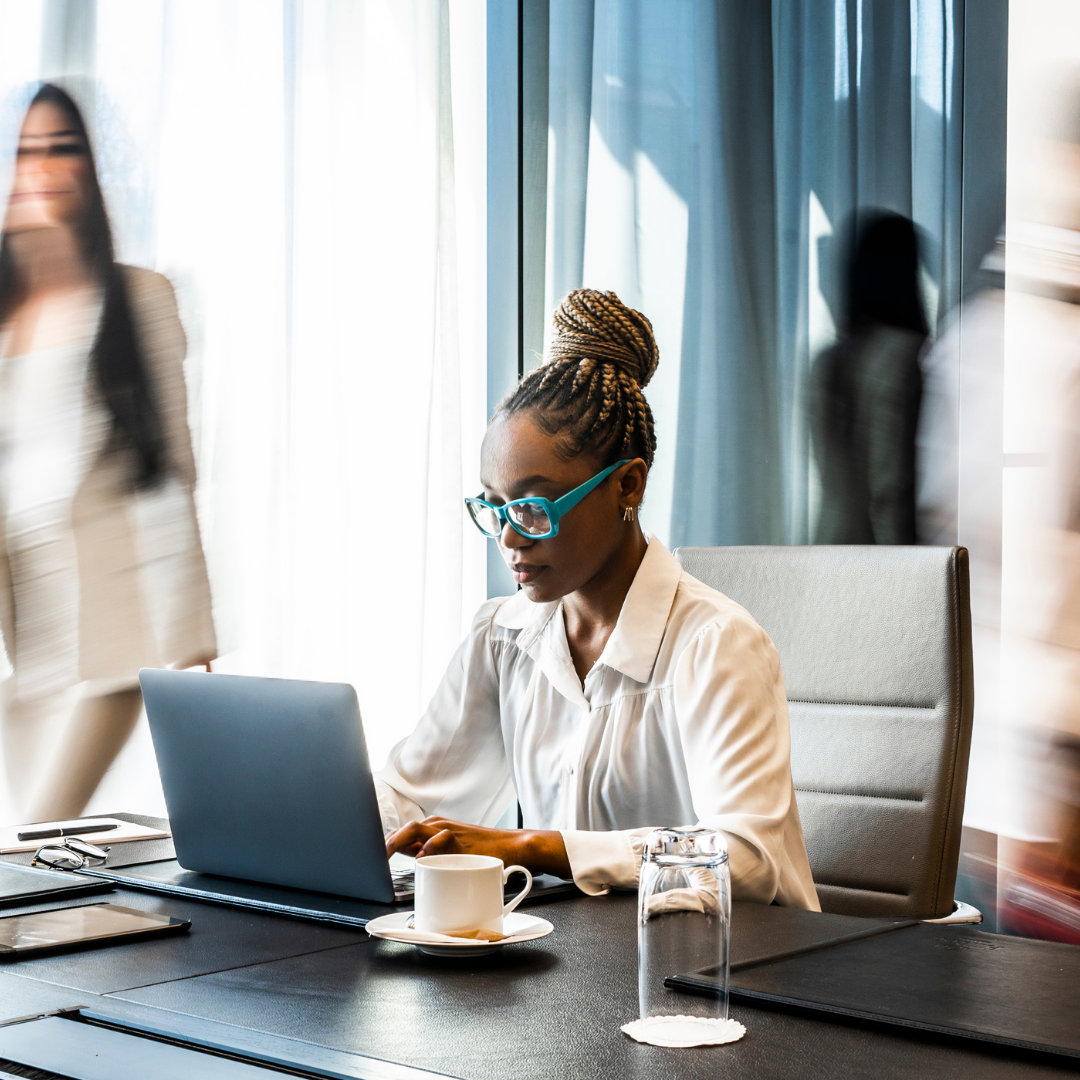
[386,816,572,878]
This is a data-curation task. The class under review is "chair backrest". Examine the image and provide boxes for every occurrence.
[673,545,974,919]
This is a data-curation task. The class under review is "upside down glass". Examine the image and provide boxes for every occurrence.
[637,828,731,1039]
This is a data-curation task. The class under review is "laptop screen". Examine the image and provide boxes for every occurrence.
[139,669,397,903]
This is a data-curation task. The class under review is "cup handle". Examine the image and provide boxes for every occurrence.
[502,864,533,916]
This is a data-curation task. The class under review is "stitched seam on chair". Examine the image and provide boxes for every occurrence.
[789,699,937,711]
[932,546,964,909]
[796,787,925,803]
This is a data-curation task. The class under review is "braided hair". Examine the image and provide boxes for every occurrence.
[496,289,658,468]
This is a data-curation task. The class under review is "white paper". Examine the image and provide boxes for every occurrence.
[0,817,170,854]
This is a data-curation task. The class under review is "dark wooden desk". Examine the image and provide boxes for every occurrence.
[1,883,1076,1080]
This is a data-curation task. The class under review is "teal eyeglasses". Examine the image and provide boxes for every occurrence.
[465,459,630,540]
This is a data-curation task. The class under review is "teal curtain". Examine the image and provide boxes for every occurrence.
[530,0,1000,547]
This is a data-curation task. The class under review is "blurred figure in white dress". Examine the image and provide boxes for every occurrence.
[0,83,216,821]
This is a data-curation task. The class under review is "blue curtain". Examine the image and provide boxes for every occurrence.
[534,0,986,547]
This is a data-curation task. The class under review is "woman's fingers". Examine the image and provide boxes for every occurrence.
[417,828,455,857]
[385,820,430,857]
[385,817,455,857]
[386,819,569,874]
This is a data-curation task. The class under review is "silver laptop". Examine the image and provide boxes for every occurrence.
[139,668,408,904]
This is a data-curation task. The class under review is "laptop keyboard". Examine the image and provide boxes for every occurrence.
[391,865,415,900]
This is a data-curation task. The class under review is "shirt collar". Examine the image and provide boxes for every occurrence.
[596,536,680,682]
[492,535,681,683]
[492,584,559,649]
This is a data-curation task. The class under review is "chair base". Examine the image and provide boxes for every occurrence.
[923,899,983,924]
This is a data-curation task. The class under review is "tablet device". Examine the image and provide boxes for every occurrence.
[0,903,190,958]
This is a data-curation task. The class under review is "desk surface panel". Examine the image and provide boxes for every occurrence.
[0,888,367,994]
[0,968,93,1018]
[107,894,1075,1080]
[1,817,1075,1080]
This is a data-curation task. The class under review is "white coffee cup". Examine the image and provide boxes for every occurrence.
[413,854,533,935]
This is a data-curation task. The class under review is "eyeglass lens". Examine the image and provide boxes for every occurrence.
[32,846,85,870]
[31,836,110,870]
[64,837,109,860]
[469,500,552,537]
[508,502,551,535]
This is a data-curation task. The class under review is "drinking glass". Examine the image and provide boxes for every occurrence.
[637,827,731,1041]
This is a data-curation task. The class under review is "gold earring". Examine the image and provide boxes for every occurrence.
[623,506,635,522]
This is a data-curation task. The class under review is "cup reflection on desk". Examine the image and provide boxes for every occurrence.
[638,828,731,1025]
[413,854,533,935]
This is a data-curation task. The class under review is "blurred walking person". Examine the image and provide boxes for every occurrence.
[995,69,1080,942]
[0,84,216,820]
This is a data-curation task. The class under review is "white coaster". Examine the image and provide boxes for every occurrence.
[621,1015,747,1048]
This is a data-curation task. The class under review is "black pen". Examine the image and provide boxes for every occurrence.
[17,823,120,842]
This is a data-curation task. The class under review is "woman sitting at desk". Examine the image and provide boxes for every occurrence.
[380,289,818,908]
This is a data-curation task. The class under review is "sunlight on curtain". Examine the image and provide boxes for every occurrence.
[544,0,731,546]
[0,0,487,816]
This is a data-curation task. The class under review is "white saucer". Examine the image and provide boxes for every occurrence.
[365,910,554,956]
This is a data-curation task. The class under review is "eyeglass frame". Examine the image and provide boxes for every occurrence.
[465,459,632,540]
[31,836,110,871]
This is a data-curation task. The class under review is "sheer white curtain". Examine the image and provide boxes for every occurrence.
[0,0,487,816]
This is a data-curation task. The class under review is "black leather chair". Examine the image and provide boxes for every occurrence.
[674,545,974,919]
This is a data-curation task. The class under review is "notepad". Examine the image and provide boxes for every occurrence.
[0,818,170,855]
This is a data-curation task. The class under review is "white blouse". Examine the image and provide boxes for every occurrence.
[377,536,820,909]
[0,267,216,700]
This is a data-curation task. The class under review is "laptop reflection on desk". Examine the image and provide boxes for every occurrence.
[139,668,410,904]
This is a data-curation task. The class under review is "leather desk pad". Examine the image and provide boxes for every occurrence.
[675,921,1080,1061]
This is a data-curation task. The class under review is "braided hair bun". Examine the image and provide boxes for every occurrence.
[547,289,659,390]
[495,288,659,469]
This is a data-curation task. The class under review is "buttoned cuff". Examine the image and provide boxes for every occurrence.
[561,829,640,895]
